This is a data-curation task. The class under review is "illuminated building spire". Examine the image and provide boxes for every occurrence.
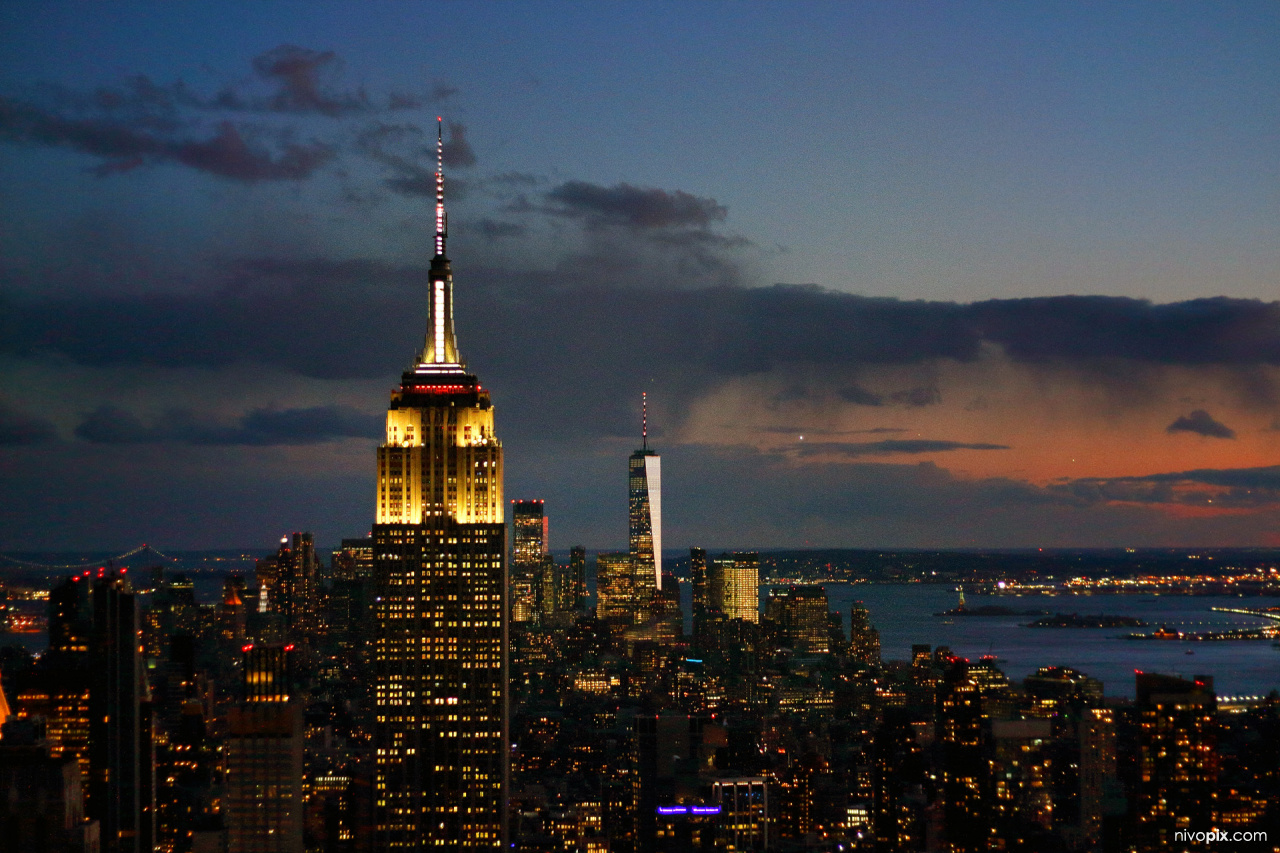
[435,117,447,259]
[418,116,461,368]
[642,391,648,450]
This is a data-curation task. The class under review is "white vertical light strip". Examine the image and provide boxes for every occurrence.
[434,281,445,362]
[436,196,445,256]
[646,454,662,589]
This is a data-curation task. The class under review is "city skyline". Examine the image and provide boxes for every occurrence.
[2,4,1280,551]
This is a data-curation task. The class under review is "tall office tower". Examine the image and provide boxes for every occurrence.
[708,552,759,623]
[25,575,93,792]
[936,661,990,853]
[764,585,830,655]
[652,573,682,644]
[49,575,92,657]
[568,546,588,613]
[629,393,662,598]
[1135,672,1217,848]
[269,532,319,638]
[225,644,304,853]
[329,538,375,683]
[848,601,881,664]
[372,120,507,851]
[1078,708,1117,847]
[510,500,548,623]
[595,552,634,623]
[220,576,247,645]
[0,718,93,853]
[872,708,925,850]
[88,570,156,853]
[988,719,1054,842]
[688,547,713,651]
[332,537,374,583]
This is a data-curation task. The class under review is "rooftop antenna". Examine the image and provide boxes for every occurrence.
[434,117,446,258]
[642,392,648,451]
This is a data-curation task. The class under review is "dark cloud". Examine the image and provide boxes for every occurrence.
[75,405,380,446]
[5,276,1280,457]
[756,426,908,436]
[467,219,527,239]
[892,386,941,407]
[0,45,453,181]
[249,45,369,117]
[1053,465,1280,510]
[0,98,333,181]
[357,121,473,199]
[1167,409,1236,439]
[441,122,476,168]
[0,404,57,445]
[545,181,728,230]
[73,406,153,444]
[834,384,947,407]
[488,172,540,187]
[1091,465,1280,491]
[972,296,1280,366]
[5,278,1279,398]
[838,385,883,406]
[430,83,459,103]
[794,439,1010,458]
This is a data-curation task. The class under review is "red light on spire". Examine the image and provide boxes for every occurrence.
[242,644,254,653]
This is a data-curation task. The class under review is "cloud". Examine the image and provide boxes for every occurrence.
[972,296,1280,366]
[0,403,57,445]
[793,439,1010,458]
[836,383,941,407]
[466,219,527,239]
[357,121,473,198]
[5,279,1274,402]
[441,122,476,168]
[1167,409,1236,439]
[545,181,728,230]
[0,45,453,181]
[838,385,885,406]
[1052,465,1280,510]
[0,97,334,181]
[248,45,368,117]
[756,426,908,436]
[74,405,380,446]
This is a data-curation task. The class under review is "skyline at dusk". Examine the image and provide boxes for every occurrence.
[2,3,1280,550]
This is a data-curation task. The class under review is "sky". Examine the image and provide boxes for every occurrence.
[1,2,1279,552]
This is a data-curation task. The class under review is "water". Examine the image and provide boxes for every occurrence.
[816,583,1279,699]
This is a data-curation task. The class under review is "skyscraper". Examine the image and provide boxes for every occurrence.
[88,570,155,853]
[629,394,661,598]
[266,532,319,640]
[848,600,881,665]
[1135,672,1217,848]
[225,644,304,853]
[764,585,829,655]
[567,545,588,614]
[372,120,507,851]
[511,500,548,624]
[709,552,759,623]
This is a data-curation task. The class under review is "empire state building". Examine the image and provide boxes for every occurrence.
[373,121,507,850]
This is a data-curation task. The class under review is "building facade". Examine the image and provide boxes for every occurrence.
[709,553,759,623]
[372,122,507,851]
[510,500,547,624]
[628,395,662,598]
